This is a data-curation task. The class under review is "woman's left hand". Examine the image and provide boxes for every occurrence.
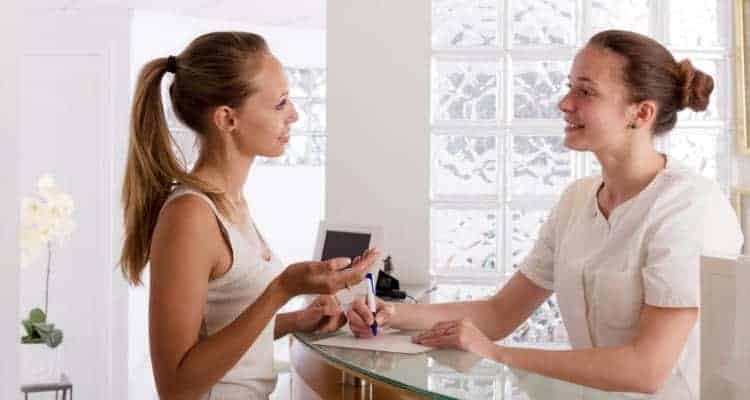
[412,319,495,357]
[295,295,347,334]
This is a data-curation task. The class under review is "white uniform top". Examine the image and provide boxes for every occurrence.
[162,186,283,400]
[519,156,743,399]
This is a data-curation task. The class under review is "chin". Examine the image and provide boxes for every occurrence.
[268,146,287,158]
[249,148,284,160]
[563,136,585,151]
[565,130,599,152]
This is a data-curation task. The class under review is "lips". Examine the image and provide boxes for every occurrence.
[564,118,585,130]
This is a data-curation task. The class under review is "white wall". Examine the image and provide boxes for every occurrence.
[131,10,325,79]
[18,9,131,400]
[327,0,431,285]
[0,2,21,398]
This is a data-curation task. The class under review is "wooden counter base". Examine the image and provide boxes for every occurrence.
[289,337,427,400]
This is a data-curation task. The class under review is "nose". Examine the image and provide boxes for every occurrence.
[288,100,299,124]
[558,91,574,114]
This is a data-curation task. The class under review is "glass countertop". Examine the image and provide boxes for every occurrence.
[294,330,642,400]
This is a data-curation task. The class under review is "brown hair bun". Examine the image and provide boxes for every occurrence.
[588,30,717,135]
[677,59,714,111]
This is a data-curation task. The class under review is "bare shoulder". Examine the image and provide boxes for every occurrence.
[156,194,217,232]
[150,194,225,278]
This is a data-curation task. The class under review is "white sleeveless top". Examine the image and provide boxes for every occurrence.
[162,186,283,400]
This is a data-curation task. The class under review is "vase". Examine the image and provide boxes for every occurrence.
[19,342,63,385]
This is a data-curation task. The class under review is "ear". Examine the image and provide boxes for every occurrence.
[632,100,657,130]
[212,105,238,135]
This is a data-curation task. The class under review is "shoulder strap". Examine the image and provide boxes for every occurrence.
[161,185,235,265]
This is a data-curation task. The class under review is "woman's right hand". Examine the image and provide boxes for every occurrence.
[277,248,380,298]
[347,296,395,338]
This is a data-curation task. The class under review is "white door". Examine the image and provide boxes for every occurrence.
[19,9,131,400]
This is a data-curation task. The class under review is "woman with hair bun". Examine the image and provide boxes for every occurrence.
[348,30,741,398]
[120,31,379,399]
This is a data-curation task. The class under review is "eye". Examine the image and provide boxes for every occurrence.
[567,84,593,98]
[566,83,581,95]
[275,99,288,111]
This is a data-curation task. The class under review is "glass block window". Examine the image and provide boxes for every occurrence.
[432,0,499,48]
[512,60,569,119]
[590,0,651,36]
[430,0,733,347]
[511,0,576,46]
[431,134,500,197]
[433,59,500,122]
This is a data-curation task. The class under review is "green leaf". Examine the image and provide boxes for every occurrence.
[21,319,34,337]
[21,336,45,344]
[45,330,63,348]
[33,322,54,335]
[29,308,46,324]
[29,308,46,323]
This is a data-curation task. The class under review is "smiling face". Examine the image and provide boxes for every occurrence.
[558,45,638,154]
[230,55,298,158]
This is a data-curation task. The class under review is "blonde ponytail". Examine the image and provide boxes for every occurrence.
[120,58,218,285]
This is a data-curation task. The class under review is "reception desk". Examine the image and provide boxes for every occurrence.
[290,331,636,400]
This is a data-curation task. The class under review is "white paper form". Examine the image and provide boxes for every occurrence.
[312,333,432,354]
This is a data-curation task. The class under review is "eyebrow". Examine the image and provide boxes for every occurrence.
[568,75,598,86]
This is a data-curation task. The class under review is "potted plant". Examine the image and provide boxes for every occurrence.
[19,174,75,383]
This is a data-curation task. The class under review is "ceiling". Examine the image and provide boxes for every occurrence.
[24,0,327,29]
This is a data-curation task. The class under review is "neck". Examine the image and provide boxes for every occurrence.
[595,138,665,204]
[191,148,255,203]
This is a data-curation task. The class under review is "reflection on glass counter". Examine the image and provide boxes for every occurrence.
[294,331,639,400]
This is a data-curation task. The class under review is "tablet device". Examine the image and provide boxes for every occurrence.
[313,221,383,261]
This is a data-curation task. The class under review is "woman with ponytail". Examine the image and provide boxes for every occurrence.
[120,32,378,399]
[348,30,742,399]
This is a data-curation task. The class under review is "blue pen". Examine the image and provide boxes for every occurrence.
[365,272,378,336]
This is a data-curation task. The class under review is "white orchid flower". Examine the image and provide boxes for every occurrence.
[19,174,76,268]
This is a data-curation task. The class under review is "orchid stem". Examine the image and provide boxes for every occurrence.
[44,241,51,317]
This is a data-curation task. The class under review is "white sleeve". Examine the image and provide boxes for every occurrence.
[643,183,743,307]
[642,189,713,307]
[518,203,559,291]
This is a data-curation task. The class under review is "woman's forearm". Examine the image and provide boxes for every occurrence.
[274,311,301,339]
[390,273,550,340]
[157,278,289,399]
[488,345,662,394]
[390,300,502,334]
[482,305,696,395]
